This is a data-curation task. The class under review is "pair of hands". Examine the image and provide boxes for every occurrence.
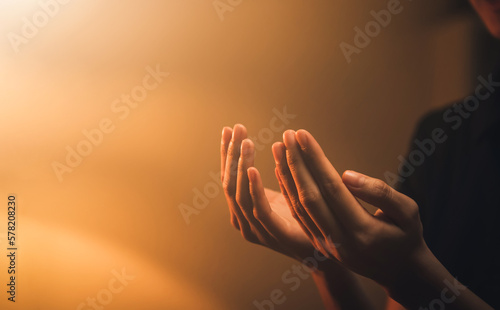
[221,124,428,287]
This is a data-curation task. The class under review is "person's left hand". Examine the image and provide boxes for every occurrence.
[221,125,328,262]
[273,129,429,287]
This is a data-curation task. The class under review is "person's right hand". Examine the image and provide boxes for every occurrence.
[221,125,385,310]
[221,124,323,262]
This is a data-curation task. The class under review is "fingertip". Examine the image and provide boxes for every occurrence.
[272,141,284,150]
[222,127,232,142]
[241,138,254,155]
[242,138,254,146]
[232,124,247,138]
[342,170,365,188]
[272,142,285,163]
[295,129,309,148]
[247,168,262,195]
[233,123,245,130]
[283,130,296,147]
[247,166,259,182]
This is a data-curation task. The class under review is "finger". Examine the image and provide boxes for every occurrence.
[274,168,294,220]
[236,139,255,214]
[294,129,371,228]
[274,168,332,258]
[249,167,319,258]
[223,124,255,239]
[273,141,333,252]
[220,127,233,182]
[273,167,314,241]
[235,140,278,246]
[273,142,317,235]
[282,130,343,241]
[221,127,238,229]
[274,167,333,258]
[249,167,293,239]
[342,170,420,228]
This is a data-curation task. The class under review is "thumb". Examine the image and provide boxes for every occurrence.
[341,170,419,228]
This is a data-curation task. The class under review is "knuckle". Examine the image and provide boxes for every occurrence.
[372,179,392,200]
[353,231,375,251]
[299,188,322,206]
[286,153,300,168]
[322,180,343,197]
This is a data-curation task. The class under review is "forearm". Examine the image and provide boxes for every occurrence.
[312,261,376,310]
[386,246,493,310]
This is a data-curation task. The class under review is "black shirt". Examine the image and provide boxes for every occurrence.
[397,66,500,308]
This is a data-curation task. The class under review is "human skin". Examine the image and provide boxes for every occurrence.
[221,125,493,309]
[273,129,493,309]
[221,124,375,309]
[220,124,314,261]
[469,0,500,38]
[221,3,500,308]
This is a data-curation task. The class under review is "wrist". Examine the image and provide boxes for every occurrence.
[312,259,376,310]
[385,242,449,309]
[312,258,363,289]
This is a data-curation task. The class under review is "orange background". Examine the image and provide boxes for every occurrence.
[0,1,496,309]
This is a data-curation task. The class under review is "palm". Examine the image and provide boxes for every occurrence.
[264,188,300,224]
[263,188,314,258]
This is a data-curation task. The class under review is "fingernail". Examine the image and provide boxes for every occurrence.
[343,170,365,188]
[296,130,308,149]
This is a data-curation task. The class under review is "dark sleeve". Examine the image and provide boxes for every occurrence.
[396,104,500,308]
[395,107,454,232]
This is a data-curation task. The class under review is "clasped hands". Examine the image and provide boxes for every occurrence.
[221,124,429,289]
